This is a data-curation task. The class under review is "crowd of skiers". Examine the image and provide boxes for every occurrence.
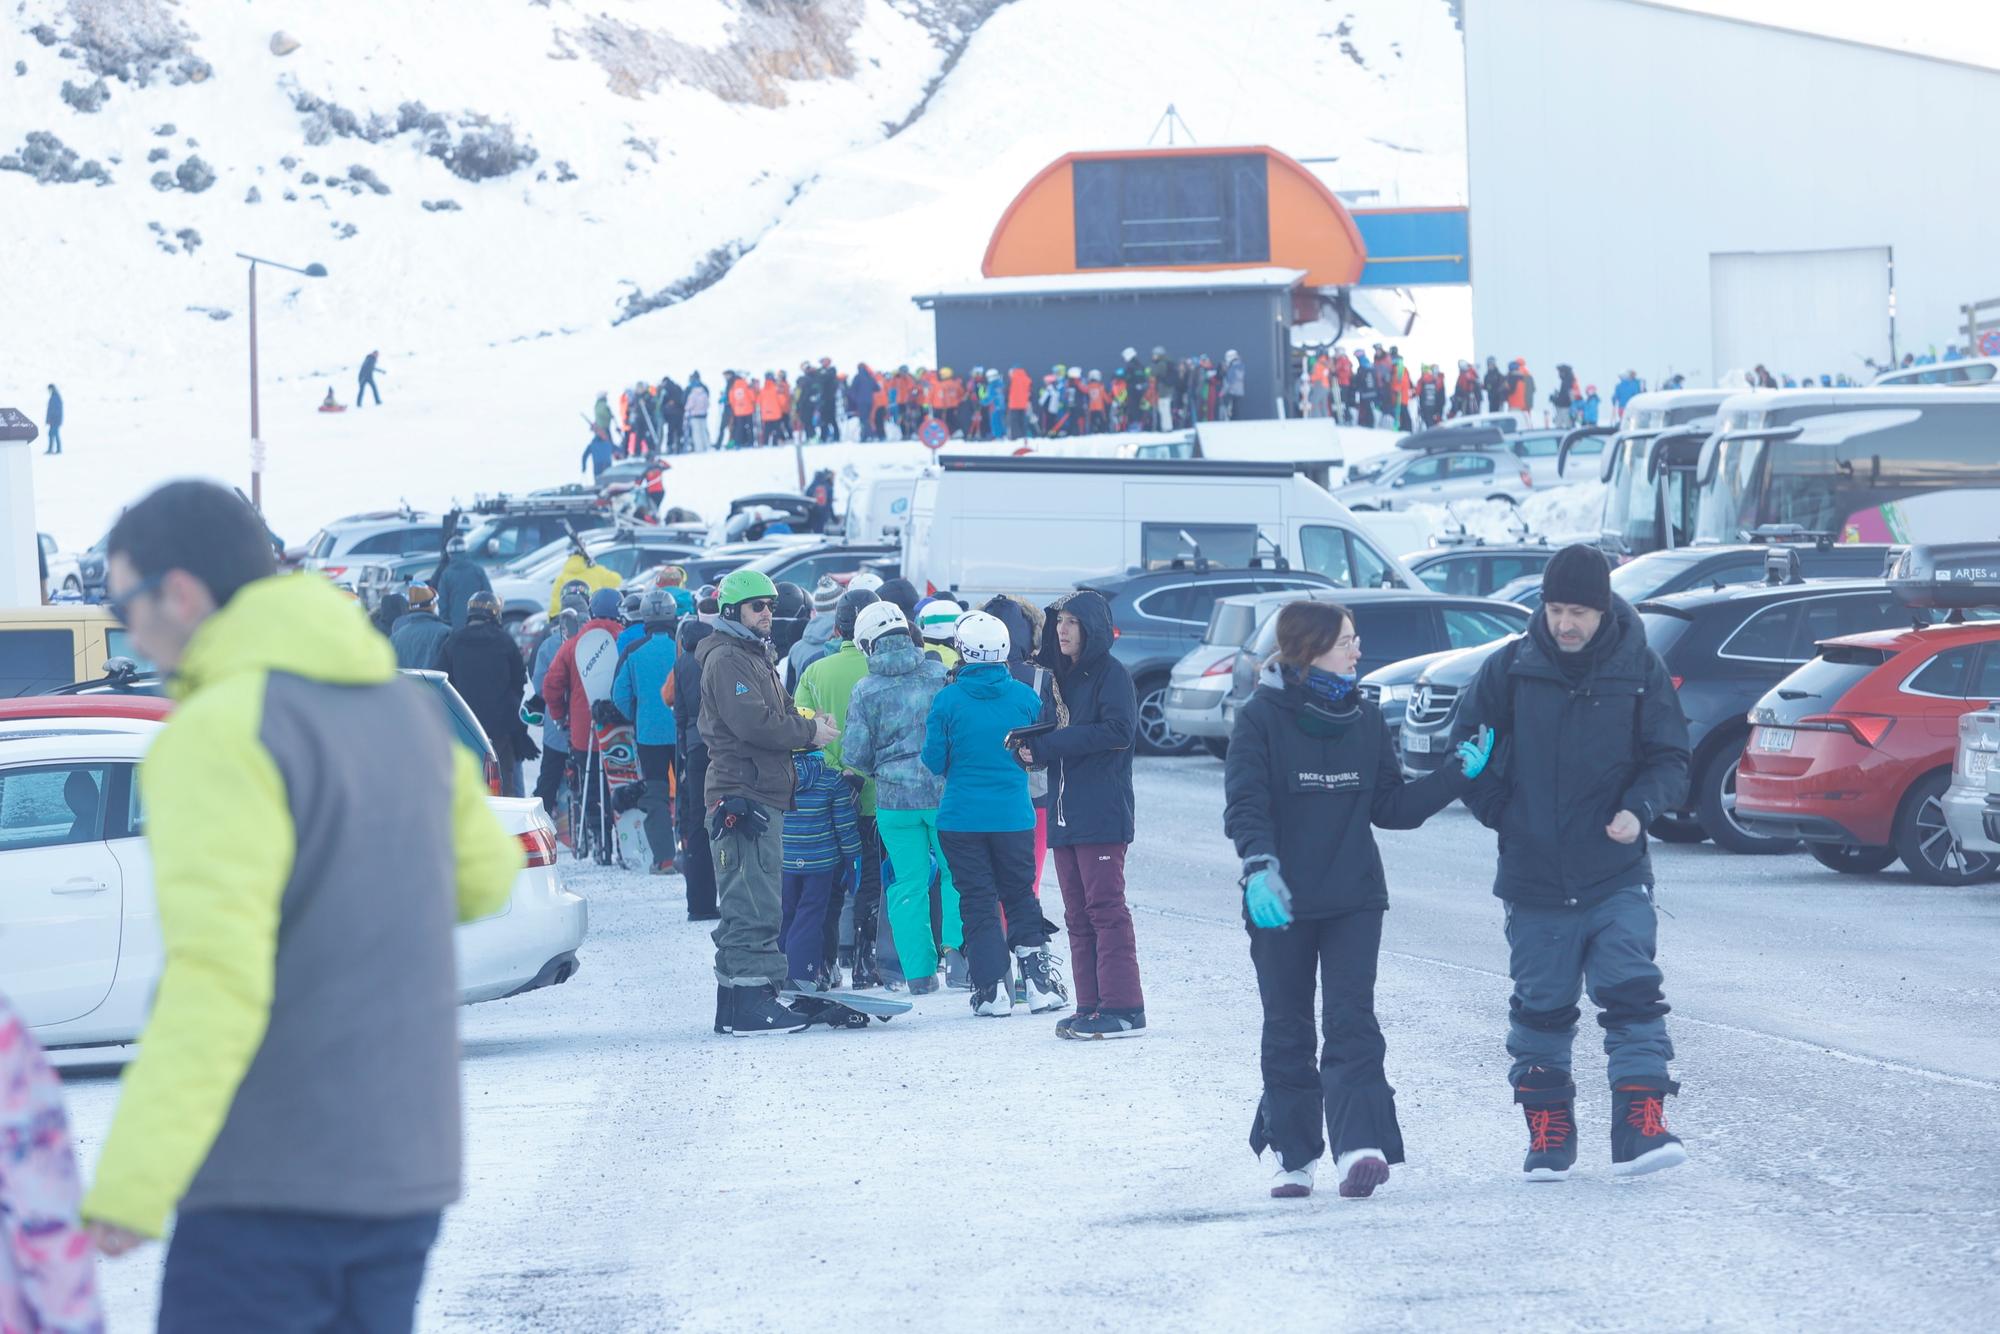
[586,346,1252,458]
[515,561,1150,1038]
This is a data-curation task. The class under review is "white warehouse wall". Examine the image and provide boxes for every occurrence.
[1463,0,2000,391]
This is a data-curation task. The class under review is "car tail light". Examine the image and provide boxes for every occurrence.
[1111,626,1120,639]
[485,755,503,795]
[1670,676,1683,690]
[321,564,347,580]
[518,825,558,867]
[1203,652,1239,677]
[1799,713,1896,747]
[1519,466,1534,488]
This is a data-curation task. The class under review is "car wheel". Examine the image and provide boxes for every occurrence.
[1892,771,1999,885]
[1135,676,1197,757]
[1696,735,1799,854]
[1806,843,1899,875]
[1202,736,1229,760]
[1649,812,1706,844]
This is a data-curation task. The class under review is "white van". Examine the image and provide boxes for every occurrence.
[841,468,920,542]
[902,455,1422,607]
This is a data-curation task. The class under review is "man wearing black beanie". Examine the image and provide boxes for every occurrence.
[1459,543,1692,1182]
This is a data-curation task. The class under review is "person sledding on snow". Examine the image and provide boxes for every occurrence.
[318,387,345,413]
[779,710,863,1003]
[1225,599,1499,1201]
[700,570,840,1036]
[1459,545,1691,1182]
[920,611,1065,1019]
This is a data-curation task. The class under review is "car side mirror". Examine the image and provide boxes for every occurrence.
[1391,477,1406,488]
[484,539,500,555]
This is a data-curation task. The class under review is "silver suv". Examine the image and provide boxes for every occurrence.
[1333,433,1536,511]
[298,511,449,574]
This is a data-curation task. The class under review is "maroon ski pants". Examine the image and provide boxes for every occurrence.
[1052,842,1145,1012]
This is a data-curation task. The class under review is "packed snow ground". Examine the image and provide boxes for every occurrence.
[60,759,2000,1331]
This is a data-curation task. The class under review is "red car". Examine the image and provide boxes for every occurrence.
[1736,620,2000,884]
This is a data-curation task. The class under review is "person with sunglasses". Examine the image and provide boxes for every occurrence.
[697,569,838,1036]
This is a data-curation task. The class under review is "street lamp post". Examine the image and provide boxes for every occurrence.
[235,252,328,512]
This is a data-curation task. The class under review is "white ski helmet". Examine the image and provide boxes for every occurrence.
[848,570,884,593]
[1122,346,1137,361]
[954,609,1010,664]
[1225,349,1240,361]
[853,601,909,653]
[918,598,965,642]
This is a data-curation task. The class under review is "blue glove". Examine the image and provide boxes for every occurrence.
[1244,868,1293,929]
[1456,725,1496,779]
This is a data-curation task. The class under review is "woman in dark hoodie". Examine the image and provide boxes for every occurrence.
[1020,590,1147,1040]
[1224,599,1495,1201]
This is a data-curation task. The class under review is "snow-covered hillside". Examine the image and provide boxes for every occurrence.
[3,0,1470,548]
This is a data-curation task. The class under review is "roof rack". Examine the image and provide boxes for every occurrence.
[1741,524,1836,551]
[1761,547,1804,586]
[1887,541,2000,613]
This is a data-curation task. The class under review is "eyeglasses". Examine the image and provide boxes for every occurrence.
[107,574,165,625]
[740,598,776,613]
[1333,635,1361,650]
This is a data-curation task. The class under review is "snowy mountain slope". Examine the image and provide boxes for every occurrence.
[7,0,1471,549]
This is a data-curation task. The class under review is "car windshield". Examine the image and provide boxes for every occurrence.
[307,529,336,560]
[1639,611,1691,658]
[1205,600,1261,647]
[1609,552,1702,604]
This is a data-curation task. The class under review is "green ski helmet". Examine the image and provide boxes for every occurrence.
[718,567,779,609]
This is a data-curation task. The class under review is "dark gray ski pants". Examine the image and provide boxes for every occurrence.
[1504,884,1674,1090]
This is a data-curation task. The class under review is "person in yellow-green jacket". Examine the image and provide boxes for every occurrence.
[796,587,884,987]
[546,546,625,617]
[82,481,521,1333]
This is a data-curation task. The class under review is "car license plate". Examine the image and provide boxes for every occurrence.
[1404,731,1432,753]
[1758,728,1794,753]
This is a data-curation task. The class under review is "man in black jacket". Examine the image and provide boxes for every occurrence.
[439,592,534,796]
[1460,544,1691,1181]
[1024,590,1146,1038]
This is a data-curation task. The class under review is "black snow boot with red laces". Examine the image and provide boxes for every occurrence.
[1514,1066,1578,1183]
[1611,1080,1687,1177]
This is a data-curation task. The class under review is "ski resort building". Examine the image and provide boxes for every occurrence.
[1463,0,2000,388]
[914,145,1469,419]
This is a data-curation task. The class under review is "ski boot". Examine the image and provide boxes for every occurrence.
[907,973,940,996]
[943,947,971,991]
[1514,1066,1578,1182]
[729,984,811,1037]
[651,858,677,876]
[851,895,885,990]
[970,978,1013,1017]
[713,984,732,1035]
[1270,1159,1316,1199]
[1013,944,1069,1014]
[1611,1079,1686,1177]
[1335,1148,1390,1199]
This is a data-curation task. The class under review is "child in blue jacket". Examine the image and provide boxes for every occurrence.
[922,611,1066,1017]
[781,735,861,988]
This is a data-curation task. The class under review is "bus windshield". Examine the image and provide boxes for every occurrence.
[1598,437,1658,549]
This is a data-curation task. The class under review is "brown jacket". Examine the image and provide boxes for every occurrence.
[696,624,816,811]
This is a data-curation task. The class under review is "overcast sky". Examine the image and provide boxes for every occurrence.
[1657,0,2000,68]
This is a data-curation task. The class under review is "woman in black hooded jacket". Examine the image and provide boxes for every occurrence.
[1224,599,1495,1199]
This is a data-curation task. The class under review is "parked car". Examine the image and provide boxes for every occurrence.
[1406,541,1556,597]
[1634,560,1925,852]
[1332,429,1537,511]
[1942,707,2000,856]
[1359,648,1473,751]
[295,509,449,576]
[489,528,707,621]
[0,695,587,1061]
[1176,589,1527,756]
[745,540,899,595]
[1084,566,1340,756]
[0,605,150,697]
[455,491,617,567]
[1607,536,1896,605]
[676,537,819,591]
[1871,356,2000,387]
[1395,638,1515,782]
[1491,571,1545,612]
[37,534,82,599]
[1734,544,2000,883]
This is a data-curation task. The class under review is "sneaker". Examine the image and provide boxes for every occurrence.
[1611,1081,1687,1177]
[729,984,811,1037]
[1270,1159,1317,1199]
[1515,1066,1579,1182]
[1012,944,1070,1014]
[908,974,940,996]
[943,948,971,990]
[651,859,677,876]
[971,980,1013,1017]
[1335,1149,1390,1199]
[1070,1008,1145,1039]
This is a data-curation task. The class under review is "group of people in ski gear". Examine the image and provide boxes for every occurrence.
[23,480,521,1329]
[652,564,1149,1038]
[1224,543,1688,1201]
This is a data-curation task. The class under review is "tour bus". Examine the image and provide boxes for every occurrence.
[1870,356,1999,388]
[1694,387,2000,546]
[1557,390,1731,558]
[902,454,1422,609]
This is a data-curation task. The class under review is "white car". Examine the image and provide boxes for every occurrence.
[1942,707,2000,855]
[37,533,84,599]
[0,701,586,1063]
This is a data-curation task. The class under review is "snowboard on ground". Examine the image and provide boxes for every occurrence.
[778,987,914,1029]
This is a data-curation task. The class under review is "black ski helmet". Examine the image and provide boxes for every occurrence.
[834,587,879,640]
[773,580,809,622]
[876,577,920,622]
